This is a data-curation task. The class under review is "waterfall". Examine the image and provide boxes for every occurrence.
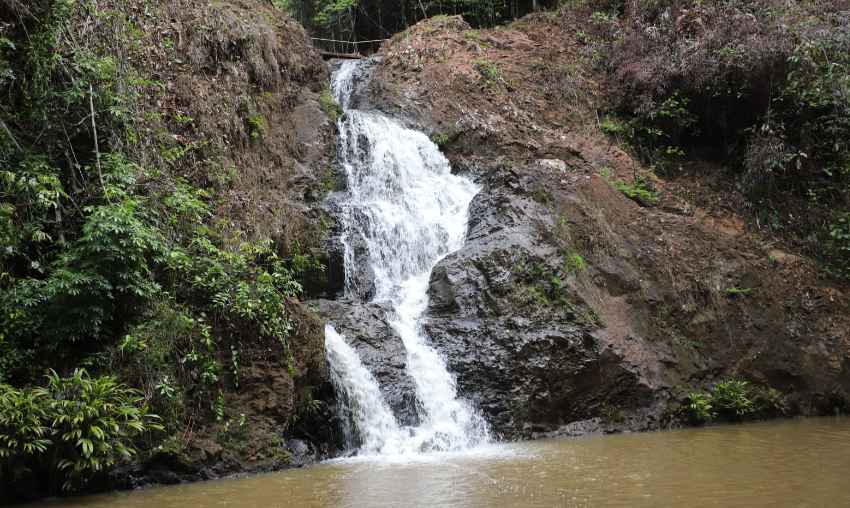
[324,59,490,456]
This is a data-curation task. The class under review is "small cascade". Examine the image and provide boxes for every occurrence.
[324,324,407,454]
[324,59,490,456]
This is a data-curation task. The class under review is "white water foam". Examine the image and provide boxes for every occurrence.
[324,59,490,458]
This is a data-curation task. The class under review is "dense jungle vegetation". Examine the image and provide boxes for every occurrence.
[0,0,325,498]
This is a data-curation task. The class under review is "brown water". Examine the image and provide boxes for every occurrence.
[33,418,850,508]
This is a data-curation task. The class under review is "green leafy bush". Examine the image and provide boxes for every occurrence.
[686,378,783,424]
[711,379,754,419]
[474,59,504,87]
[563,252,587,273]
[751,386,788,418]
[45,369,162,490]
[0,369,161,492]
[686,392,715,424]
[430,132,450,149]
[1,155,163,380]
[0,385,51,481]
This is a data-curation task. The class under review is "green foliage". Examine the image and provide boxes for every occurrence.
[1,142,309,399]
[289,386,324,429]
[169,236,301,346]
[612,176,658,206]
[0,369,161,492]
[599,116,627,136]
[474,59,504,87]
[430,132,450,149]
[598,94,694,172]
[686,378,783,424]
[319,87,343,122]
[686,392,715,424]
[1,155,164,380]
[725,287,752,297]
[563,252,587,273]
[247,114,267,140]
[511,255,599,326]
[829,213,850,278]
[711,379,754,419]
[0,385,51,479]
[281,0,531,42]
[751,386,788,418]
[312,0,359,27]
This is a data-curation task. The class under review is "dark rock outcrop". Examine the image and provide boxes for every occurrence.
[423,159,663,438]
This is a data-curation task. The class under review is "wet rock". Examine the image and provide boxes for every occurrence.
[423,159,659,439]
[286,439,317,467]
[428,265,459,313]
[315,299,420,426]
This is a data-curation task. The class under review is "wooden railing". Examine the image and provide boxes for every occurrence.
[311,38,388,59]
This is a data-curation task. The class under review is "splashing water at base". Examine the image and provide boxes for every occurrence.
[324,59,489,457]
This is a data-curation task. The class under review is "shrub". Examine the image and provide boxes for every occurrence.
[599,116,628,137]
[0,385,51,481]
[711,379,754,419]
[613,177,658,206]
[430,132,450,148]
[686,392,715,424]
[45,369,162,490]
[685,378,783,424]
[564,252,587,273]
[0,369,161,493]
[751,386,788,418]
[247,114,267,140]
[473,59,504,87]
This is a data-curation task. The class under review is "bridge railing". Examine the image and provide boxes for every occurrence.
[310,38,388,58]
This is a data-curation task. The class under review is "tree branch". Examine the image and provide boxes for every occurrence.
[0,118,22,152]
[89,84,109,202]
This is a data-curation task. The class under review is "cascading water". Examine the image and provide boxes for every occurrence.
[324,59,490,457]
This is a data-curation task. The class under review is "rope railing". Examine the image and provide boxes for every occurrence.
[310,38,388,58]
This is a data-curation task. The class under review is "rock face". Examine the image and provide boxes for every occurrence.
[422,160,661,438]
[416,153,850,438]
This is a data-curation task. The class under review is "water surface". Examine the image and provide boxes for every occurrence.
[36,417,850,507]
